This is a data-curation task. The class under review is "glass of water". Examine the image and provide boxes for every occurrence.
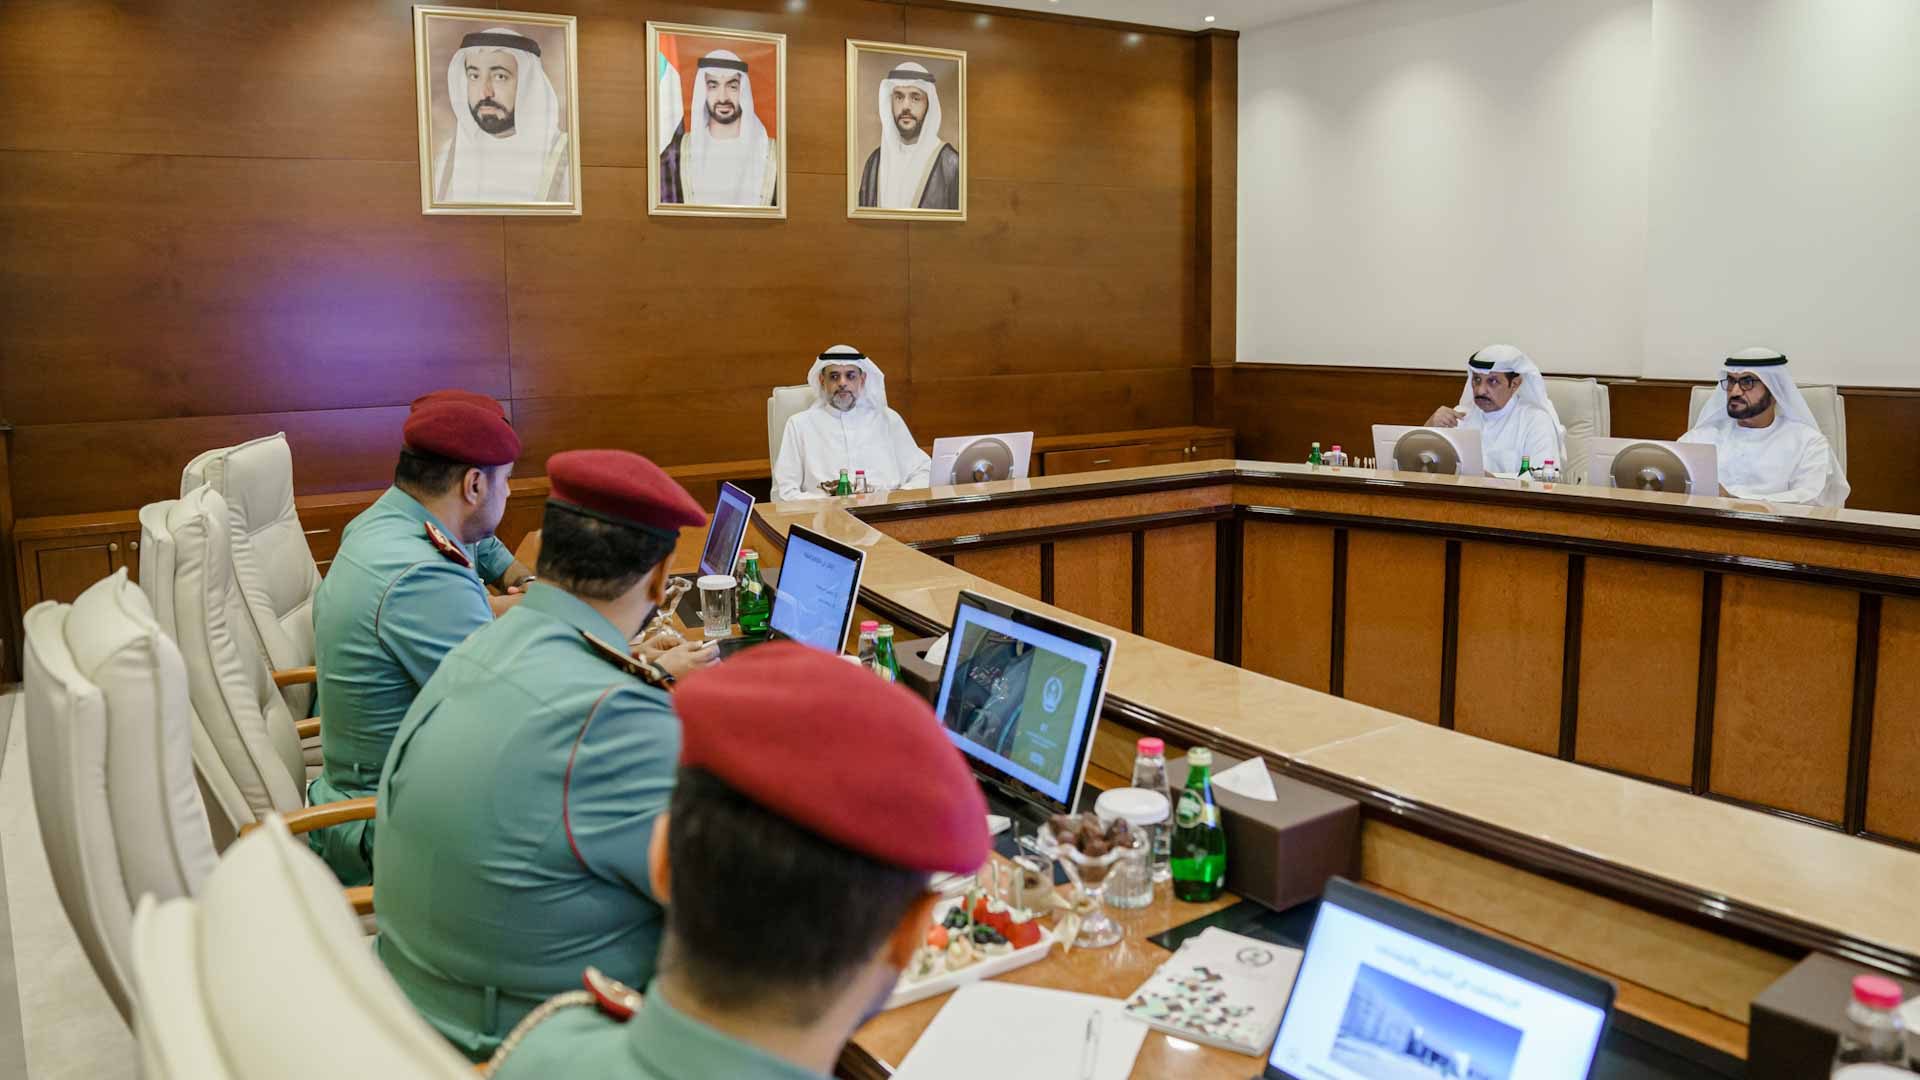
[696,574,736,639]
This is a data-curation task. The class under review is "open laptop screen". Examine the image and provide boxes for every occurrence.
[765,525,863,654]
[698,482,754,579]
[1266,880,1610,1080]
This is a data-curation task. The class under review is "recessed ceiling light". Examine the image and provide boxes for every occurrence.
[1204,14,1217,22]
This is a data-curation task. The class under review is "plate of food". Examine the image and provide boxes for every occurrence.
[886,888,1054,1010]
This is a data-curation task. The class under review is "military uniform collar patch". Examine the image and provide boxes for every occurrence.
[422,521,473,569]
[583,966,644,1022]
[580,631,673,689]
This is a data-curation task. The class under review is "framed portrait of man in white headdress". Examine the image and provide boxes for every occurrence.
[647,23,788,219]
[846,41,966,222]
[413,6,582,216]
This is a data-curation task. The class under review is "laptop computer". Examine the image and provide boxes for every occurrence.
[1259,878,1613,1080]
[673,482,757,626]
[714,523,865,658]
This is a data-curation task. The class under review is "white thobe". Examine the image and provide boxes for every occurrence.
[1680,416,1839,506]
[774,406,932,501]
[686,137,758,205]
[1459,400,1562,475]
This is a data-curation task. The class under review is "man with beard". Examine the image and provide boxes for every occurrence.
[1679,348,1849,506]
[858,61,960,210]
[434,28,572,204]
[1423,345,1566,476]
[660,49,779,207]
[772,345,931,501]
[485,644,989,1079]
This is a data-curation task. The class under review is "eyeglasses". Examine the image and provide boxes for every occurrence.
[1721,374,1763,393]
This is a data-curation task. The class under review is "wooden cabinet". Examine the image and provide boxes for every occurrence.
[1035,427,1235,478]
[20,528,142,606]
[1044,444,1155,475]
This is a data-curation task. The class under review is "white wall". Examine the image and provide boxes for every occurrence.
[1239,0,1920,387]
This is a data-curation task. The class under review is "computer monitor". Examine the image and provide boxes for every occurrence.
[1590,437,1717,497]
[1371,425,1486,477]
[931,590,1116,816]
[763,524,866,654]
[698,481,755,579]
[1263,878,1613,1080]
[931,432,1035,486]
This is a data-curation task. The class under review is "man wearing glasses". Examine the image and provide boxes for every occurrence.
[1679,348,1849,507]
[1424,345,1567,476]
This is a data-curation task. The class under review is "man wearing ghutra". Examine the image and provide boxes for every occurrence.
[857,61,960,210]
[434,28,571,204]
[660,49,779,207]
[1423,345,1567,476]
[772,346,931,501]
[1679,348,1849,507]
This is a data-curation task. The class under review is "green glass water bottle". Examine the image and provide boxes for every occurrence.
[874,624,900,683]
[736,549,771,636]
[1171,748,1227,902]
[835,468,853,496]
[1519,456,1532,479]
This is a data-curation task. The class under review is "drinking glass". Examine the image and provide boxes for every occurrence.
[696,574,736,639]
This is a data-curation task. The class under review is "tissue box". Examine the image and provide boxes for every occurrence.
[1167,753,1359,912]
[1748,952,1920,1077]
[894,636,942,702]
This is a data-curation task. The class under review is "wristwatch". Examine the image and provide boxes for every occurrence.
[509,574,538,590]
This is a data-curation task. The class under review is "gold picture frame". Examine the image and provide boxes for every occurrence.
[647,22,789,219]
[413,6,582,216]
[846,40,967,222]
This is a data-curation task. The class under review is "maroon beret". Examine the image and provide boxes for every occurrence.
[676,642,990,874]
[410,389,506,417]
[546,449,707,537]
[402,400,521,467]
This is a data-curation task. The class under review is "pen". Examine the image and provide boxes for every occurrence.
[1078,1011,1103,1080]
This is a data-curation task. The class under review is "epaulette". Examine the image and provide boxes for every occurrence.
[422,521,473,569]
[483,968,643,1076]
[579,631,674,689]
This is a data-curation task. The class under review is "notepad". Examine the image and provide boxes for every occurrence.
[1123,927,1303,1056]
[891,983,1148,1080]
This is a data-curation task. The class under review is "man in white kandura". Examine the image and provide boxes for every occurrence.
[773,346,931,501]
[1679,348,1849,507]
[435,27,571,204]
[856,61,961,211]
[1423,345,1567,475]
[659,49,779,207]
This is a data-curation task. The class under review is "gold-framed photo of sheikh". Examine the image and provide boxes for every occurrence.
[846,40,966,221]
[647,22,787,219]
[413,6,581,216]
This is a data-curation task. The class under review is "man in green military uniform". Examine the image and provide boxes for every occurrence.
[410,390,536,608]
[487,642,991,1079]
[309,397,532,885]
[373,449,719,1061]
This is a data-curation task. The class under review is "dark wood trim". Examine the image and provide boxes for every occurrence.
[1039,542,1054,605]
[1559,554,1585,761]
[1227,360,1920,399]
[904,507,1232,557]
[1216,515,1242,665]
[1861,831,1920,855]
[1130,530,1146,636]
[1845,594,1882,835]
[895,0,1235,38]
[1584,761,1694,794]
[1439,540,1461,729]
[935,553,954,566]
[1329,528,1348,697]
[1692,574,1722,795]
[852,469,1239,523]
[1703,792,1843,832]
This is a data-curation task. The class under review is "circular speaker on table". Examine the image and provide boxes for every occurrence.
[1610,442,1693,494]
[949,437,1016,484]
[1392,430,1461,475]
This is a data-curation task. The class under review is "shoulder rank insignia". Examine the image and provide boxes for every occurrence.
[583,966,644,1022]
[422,521,473,569]
[580,631,674,689]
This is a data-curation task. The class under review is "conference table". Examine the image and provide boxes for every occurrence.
[722,459,1920,1077]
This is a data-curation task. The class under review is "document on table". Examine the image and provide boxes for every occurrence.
[891,983,1148,1080]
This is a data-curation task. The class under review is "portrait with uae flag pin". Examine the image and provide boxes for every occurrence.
[648,22,787,219]
[847,40,967,222]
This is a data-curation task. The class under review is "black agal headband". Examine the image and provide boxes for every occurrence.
[460,32,541,57]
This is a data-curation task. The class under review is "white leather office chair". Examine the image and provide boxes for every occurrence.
[179,433,322,717]
[1688,383,1848,473]
[767,384,815,464]
[130,818,470,1079]
[22,571,222,1021]
[1544,377,1612,485]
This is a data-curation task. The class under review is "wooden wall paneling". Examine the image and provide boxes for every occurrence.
[1452,541,1568,756]
[1140,523,1216,656]
[1835,391,1920,519]
[1050,533,1133,630]
[952,544,1043,599]
[1239,520,1334,691]
[25,541,119,608]
[1342,530,1447,724]
[1575,558,1706,787]
[1867,595,1920,844]
[901,370,1197,445]
[1196,30,1237,367]
[1603,380,1695,443]
[1710,575,1858,824]
[1222,365,1463,466]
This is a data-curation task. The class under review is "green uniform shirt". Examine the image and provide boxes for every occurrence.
[492,982,827,1080]
[373,583,679,1061]
[309,487,495,884]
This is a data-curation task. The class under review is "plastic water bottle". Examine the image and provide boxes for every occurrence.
[856,620,879,668]
[1541,459,1561,483]
[1832,975,1909,1074]
[1327,444,1348,467]
[1130,738,1174,882]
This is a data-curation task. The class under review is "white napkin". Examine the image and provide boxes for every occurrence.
[1901,993,1920,1031]
[926,633,950,666]
[1212,757,1277,801]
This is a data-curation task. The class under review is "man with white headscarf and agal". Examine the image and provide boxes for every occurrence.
[1424,345,1567,476]
[434,28,571,204]
[1679,348,1848,507]
[660,49,779,207]
[773,346,932,501]
[858,61,961,211]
